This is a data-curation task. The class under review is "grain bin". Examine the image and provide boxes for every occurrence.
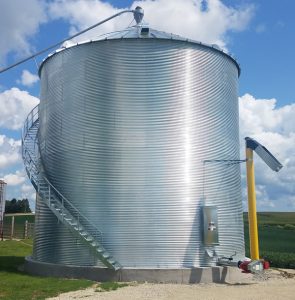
[23,23,245,281]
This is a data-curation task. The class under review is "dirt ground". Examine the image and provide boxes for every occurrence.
[47,268,295,300]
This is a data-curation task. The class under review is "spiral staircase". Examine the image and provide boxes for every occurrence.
[22,105,121,270]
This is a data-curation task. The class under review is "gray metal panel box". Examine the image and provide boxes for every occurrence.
[203,206,219,245]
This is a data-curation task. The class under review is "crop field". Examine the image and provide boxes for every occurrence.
[254,212,295,225]
[243,212,295,268]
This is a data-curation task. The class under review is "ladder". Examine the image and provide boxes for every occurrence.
[22,105,121,270]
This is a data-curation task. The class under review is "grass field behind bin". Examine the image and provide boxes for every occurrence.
[0,240,93,300]
[243,212,295,268]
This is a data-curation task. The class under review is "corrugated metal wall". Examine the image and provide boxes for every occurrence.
[33,194,103,266]
[35,38,244,267]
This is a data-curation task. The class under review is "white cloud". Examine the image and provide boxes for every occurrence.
[21,183,34,194]
[0,87,39,130]
[21,183,36,206]
[17,70,39,87]
[134,0,254,49]
[3,170,26,186]
[48,0,127,39]
[0,0,254,63]
[239,94,295,211]
[0,0,46,64]
[48,0,255,50]
[255,23,266,33]
[0,135,21,168]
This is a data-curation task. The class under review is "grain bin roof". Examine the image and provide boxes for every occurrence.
[39,25,240,77]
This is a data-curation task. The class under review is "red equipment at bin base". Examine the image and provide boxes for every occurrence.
[238,259,270,273]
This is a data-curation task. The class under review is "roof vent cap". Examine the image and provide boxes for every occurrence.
[134,6,144,24]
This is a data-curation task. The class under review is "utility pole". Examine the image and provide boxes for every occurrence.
[0,180,7,241]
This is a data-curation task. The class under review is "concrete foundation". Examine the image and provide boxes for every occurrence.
[24,257,252,283]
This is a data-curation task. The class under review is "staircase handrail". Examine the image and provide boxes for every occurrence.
[22,105,39,141]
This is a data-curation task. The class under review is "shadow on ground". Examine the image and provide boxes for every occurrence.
[0,256,25,273]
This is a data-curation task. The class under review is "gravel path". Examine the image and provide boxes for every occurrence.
[47,269,295,300]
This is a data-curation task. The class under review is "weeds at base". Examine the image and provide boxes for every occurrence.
[95,282,130,292]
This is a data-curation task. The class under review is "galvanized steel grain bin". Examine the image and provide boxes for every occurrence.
[33,25,245,269]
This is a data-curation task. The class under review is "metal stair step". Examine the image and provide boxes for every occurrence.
[39,190,49,194]
[74,226,83,231]
[108,259,116,265]
[102,252,110,259]
[96,248,105,254]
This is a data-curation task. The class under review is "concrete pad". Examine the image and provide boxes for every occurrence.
[24,256,252,283]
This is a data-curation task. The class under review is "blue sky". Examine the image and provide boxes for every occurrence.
[227,0,295,106]
[0,0,294,211]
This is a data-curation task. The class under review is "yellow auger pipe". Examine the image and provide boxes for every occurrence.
[244,137,283,261]
[245,147,259,260]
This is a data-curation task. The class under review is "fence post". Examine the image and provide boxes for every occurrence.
[24,220,28,239]
[10,216,15,239]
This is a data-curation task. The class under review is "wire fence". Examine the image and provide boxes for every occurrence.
[1,213,35,240]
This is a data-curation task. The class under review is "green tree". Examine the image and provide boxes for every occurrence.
[5,198,31,213]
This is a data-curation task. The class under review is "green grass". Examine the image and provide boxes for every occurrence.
[243,212,295,268]
[0,240,93,300]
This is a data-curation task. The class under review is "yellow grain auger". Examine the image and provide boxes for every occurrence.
[238,137,283,273]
